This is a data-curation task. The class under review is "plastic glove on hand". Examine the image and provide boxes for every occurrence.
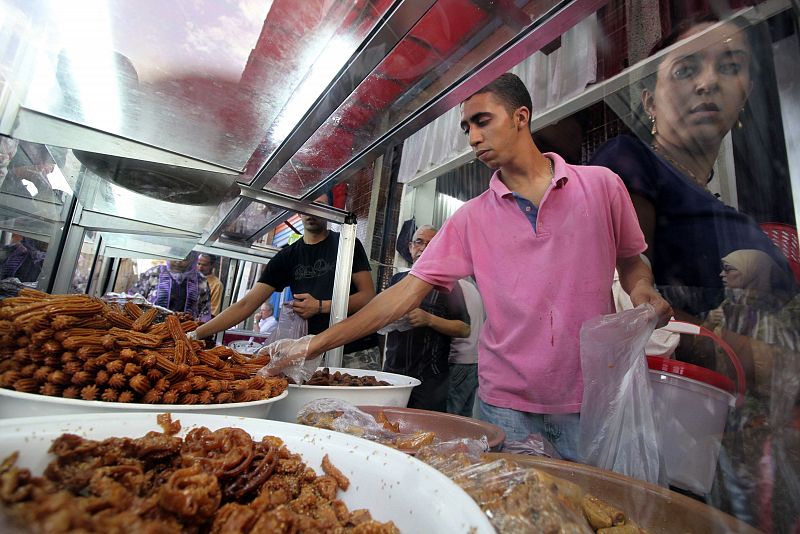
[257,335,317,383]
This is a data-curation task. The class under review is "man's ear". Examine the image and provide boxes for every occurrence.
[515,106,530,130]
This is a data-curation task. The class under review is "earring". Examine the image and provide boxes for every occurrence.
[736,108,744,129]
[649,115,657,136]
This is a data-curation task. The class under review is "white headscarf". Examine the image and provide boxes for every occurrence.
[722,249,781,294]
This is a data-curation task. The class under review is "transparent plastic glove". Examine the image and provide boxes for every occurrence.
[376,315,413,335]
[256,334,319,384]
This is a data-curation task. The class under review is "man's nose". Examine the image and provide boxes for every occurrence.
[469,128,482,147]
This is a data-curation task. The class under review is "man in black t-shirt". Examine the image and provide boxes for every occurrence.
[193,195,380,370]
[384,225,470,412]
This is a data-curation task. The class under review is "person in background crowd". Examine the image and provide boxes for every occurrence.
[197,253,223,317]
[0,234,47,284]
[702,249,799,531]
[256,301,278,337]
[191,193,382,371]
[130,252,211,322]
[383,225,470,412]
[589,16,793,319]
[447,277,484,417]
[263,72,671,461]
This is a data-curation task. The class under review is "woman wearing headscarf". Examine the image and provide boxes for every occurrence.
[130,252,211,322]
[706,249,798,396]
[704,249,799,531]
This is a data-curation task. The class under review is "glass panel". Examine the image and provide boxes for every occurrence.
[74,150,230,233]
[579,13,800,531]
[219,201,284,242]
[0,137,71,289]
[69,230,98,294]
[262,0,562,196]
[397,2,799,531]
[100,232,197,260]
[1,0,394,171]
[200,186,243,240]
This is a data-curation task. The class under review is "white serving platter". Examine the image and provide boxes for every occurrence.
[0,387,288,419]
[269,367,421,423]
[0,412,493,533]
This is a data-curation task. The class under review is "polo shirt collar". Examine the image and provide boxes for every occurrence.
[489,151,569,197]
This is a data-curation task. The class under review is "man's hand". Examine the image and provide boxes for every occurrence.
[406,308,431,328]
[291,293,322,319]
[628,283,673,328]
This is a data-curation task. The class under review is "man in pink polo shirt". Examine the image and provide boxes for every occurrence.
[265,73,672,461]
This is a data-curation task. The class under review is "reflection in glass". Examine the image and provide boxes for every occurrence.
[263,0,561,197]
[70,231,98,294]
[220,201,284,242]
[0,138,69,290]
[580,11,799,532]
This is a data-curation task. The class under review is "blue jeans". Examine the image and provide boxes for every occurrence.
[479,399,581,461]
[447,363,478,417]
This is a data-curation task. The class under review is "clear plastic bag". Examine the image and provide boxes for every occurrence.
[266,302,308,344]
[502,433,562,459]
[296,398,396,440]
[296,398,447,452]
[376,315,413,335]
[415,439,593,533]
[578,303,667,486]
[256,303,315,384]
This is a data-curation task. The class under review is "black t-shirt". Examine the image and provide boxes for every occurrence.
[383,271,469,378]
[258,231,377,353]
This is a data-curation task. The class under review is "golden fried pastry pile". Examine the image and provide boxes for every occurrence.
[0,289,287,404]
[297,368,391,386]
[0,416,399,533]
[417,449,648,534]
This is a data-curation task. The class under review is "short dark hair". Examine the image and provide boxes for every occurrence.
[198,253,217,263]
[471,72,533,126]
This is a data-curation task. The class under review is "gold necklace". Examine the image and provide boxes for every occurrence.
[650,143,711,190]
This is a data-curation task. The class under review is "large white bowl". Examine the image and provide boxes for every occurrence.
[0,387,288,419]
[269,367,420,423]
[0,412,493,533]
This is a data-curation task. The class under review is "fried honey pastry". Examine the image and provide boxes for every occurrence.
[159,465,221,523]
[131,307,158,332]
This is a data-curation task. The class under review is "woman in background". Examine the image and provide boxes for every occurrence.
[590,16,792,318]
[130,253,211,322]
[704,249,799,531]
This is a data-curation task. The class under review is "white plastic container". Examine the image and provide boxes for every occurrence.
[648,370,735,495]
[269,367,420,423]
[0,387,288,419]
[0,412,493,533]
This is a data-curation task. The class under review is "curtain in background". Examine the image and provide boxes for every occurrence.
[432,160,492,227]
[398,15,598,184]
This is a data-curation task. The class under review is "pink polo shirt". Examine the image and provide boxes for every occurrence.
[410,153,646,414]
